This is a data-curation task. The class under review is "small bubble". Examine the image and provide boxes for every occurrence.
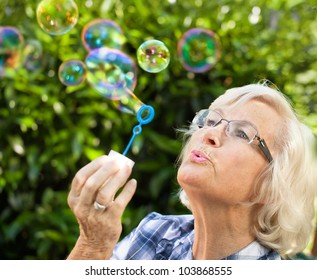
[137,39,170,73]
[36,0,78,35]
[58,59,87,86]
[177,28,221,73]
[81,19,124,51]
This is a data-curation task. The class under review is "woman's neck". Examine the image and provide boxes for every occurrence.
[191,202,257,260]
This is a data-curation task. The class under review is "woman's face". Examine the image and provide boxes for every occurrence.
[177,99,281,206]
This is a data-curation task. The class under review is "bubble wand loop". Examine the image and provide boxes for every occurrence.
[122,104,155,156]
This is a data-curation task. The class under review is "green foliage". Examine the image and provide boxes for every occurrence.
[1,0,317,259]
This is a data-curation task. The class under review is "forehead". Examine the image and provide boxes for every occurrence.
[209,94,278,120]
[213,100,268,117]
[212,100,282,139]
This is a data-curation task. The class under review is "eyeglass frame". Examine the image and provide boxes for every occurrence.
[191,109,273,163]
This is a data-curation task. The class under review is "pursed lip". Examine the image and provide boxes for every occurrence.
[190,150,212,163]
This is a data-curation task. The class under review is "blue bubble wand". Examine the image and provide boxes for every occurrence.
[122,104,155,156]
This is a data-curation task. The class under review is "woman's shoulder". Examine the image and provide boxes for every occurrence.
[112,212,194,259]
[134,211,194,238]
[141,211,194,226]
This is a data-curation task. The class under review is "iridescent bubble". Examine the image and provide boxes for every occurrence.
[177,28,221,73]
[58,59,87,86]
[112,88,144,115]
[22,39,43,71]
[137,39,170,73]
[81,19,125,51]
[85,47,137,100]
[0,26,24,77]
[36,0,78,36]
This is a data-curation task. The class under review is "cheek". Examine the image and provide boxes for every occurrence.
[218,157,264,201]
[224,151,254,175]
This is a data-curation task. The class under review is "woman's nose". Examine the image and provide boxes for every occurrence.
[202,122,226,147]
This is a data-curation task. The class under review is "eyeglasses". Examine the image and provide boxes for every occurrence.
[191,109,273,163]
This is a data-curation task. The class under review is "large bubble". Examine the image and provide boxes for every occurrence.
[81,19,125,51]
[177,28,220,73]
[36,0,78,36]
[85,47,137,100]
[137,39,170,73]
[112,88,144,115]
[0,26,24,77]
[58,59,87,86]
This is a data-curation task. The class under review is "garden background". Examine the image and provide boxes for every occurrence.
[1,0,317,259]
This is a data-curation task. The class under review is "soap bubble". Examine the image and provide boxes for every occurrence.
[177,28,220,73]
[85,47,137,100]
[81,19,125,51]
[137,39,170,73]
[58,59,87,86]
[0,26,24,77]
[36,0,78,35]
[112,88,144,115]
[22,39,43,71]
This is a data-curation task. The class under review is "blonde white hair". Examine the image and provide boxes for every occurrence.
[178,82,317,258]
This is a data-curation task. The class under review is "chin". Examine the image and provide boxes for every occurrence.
[177,163,203,188]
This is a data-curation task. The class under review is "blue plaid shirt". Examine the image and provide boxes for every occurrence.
[111,212,281,260]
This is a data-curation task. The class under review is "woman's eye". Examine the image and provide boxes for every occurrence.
[195,118,205,128]
[235,129,249,140]
[197,123,204,128]
[206,119,217,126]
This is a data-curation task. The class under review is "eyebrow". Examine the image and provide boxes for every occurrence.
[212,108,260,134]
[214,108,224,115]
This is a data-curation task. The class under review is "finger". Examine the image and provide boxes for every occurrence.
[111,178,137,217]
[70,155,112,197]
[77,159,122,208]
[67,193,78,210]
[95,164,133,206]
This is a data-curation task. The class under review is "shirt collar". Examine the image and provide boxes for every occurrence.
[184,238,276,260]
[222,240,274,260]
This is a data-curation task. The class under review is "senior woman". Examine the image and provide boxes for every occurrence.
[67,83,317,260]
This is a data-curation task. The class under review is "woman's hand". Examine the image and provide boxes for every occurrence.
[67,154,136,259]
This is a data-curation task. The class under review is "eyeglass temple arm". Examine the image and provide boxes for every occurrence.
[257,138,273,163]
